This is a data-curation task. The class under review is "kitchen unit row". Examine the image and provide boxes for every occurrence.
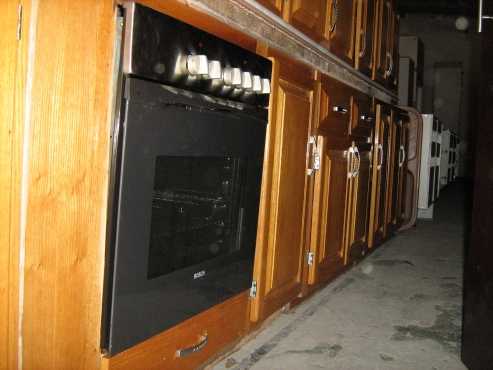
[0,0,410,370]
[104,6,412,367]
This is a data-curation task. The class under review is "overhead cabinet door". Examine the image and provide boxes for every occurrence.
[355,0,377,75]
[328,0,357,64]
[256,0,284,15]
[251,53,315,322]
[373,0,393,84]
[284,0,330,46]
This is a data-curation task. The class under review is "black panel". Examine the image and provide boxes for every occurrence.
[123,3,271,107]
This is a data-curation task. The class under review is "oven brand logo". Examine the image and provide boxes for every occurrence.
[193,270,206,279]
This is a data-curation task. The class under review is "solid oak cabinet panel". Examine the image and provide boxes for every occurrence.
[355,0,377,75]
[317,75,353,137]
[389,110,409,231]
[345,143,372,264]
[256,0,284,16]
[103,292,249,370]
[350,92,374,141]
[373,0,393,84]
[284,0,330,46]
[368,103,392,248]
[307,137,351,285]
[251,51,315,321]
[328,0,357,64]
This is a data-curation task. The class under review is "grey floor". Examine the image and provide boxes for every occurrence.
[212,184,467,370]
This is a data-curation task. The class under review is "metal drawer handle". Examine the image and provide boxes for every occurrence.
[359,30,367,58]
[330,0,338,32]
[377,144,383,170]
[385,52,393,77]
[399,145,406,167]
[176,333,208,358]
[360,114,374,123]
[333,106,348,114]
[353,146,361,177]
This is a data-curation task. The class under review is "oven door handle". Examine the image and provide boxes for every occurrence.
[176,333,209,358]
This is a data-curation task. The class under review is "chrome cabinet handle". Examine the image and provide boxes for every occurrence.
[359,30,367,58]
[478,0,493,32]
[385,52,393,78]
[377,144,383,170]
[330,0,338,32]
[176,333,208,358]
[333,105,348,114]
[399,145,406,167]
[353,146,361,177]
[360,114,374,123]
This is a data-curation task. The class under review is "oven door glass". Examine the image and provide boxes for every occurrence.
[148,156,248,279]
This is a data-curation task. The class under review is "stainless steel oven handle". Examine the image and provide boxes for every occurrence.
[176,333,208,358]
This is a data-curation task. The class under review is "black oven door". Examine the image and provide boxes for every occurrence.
[103,77,267,355]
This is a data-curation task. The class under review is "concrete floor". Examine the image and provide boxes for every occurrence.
[212,184,467,370]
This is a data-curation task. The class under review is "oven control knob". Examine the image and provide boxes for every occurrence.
[208,60,222,79]
[241,72,253,90]
[187,55,209,76]
[223,67,242,86]
[252,75,262,92]
[261,78,271,94]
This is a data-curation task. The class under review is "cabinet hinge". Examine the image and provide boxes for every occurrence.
[307,252,315,266]
[249,280,257,298]
[307,136,321,176]
[17,4,23,41]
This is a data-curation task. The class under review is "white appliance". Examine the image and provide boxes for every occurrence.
[399,36,424,109]
[418,114,442,219]
[440,129,451,188]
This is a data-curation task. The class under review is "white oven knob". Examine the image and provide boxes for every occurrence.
[252,75,262,92]
[261,78,271,94]
[187,55,209,76]
[241,72,253,90]
[208,60,222,79]
[223,67,242,86]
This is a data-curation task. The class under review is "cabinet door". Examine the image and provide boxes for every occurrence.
[389,11,399,90]
[345,143,372,264]
[318,75,352,137]
[368,104,391,247]
[350,92,374,141]
[251,55,314,321]
[355,0,377,76]
[328,0,357,64]
[307,137,351,285]
[256,0,284,16]
[373,0,392,83]
[284,0,330,46]
[388,114,402,230]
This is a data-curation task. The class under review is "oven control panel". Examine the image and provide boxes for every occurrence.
[122,2,272,107]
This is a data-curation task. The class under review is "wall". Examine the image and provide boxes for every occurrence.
[399,14,480,167]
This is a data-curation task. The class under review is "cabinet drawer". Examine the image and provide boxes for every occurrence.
[317,75,353,137]
[350,92,374,140]
[103,292,249,370]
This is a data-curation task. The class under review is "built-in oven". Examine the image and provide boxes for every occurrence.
[102,2,271,356]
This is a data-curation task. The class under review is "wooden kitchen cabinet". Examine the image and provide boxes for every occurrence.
[388,109,409,231]
[368,102,392,248]
[284,0,331,46]
[307,135,351,286]
[345,142,372,264]
[256,0,284,16]
[355,0,377,76]
[327,0,358,64]
[373,0,395,84]
[251,50,315,322]
[350,91,375,141]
